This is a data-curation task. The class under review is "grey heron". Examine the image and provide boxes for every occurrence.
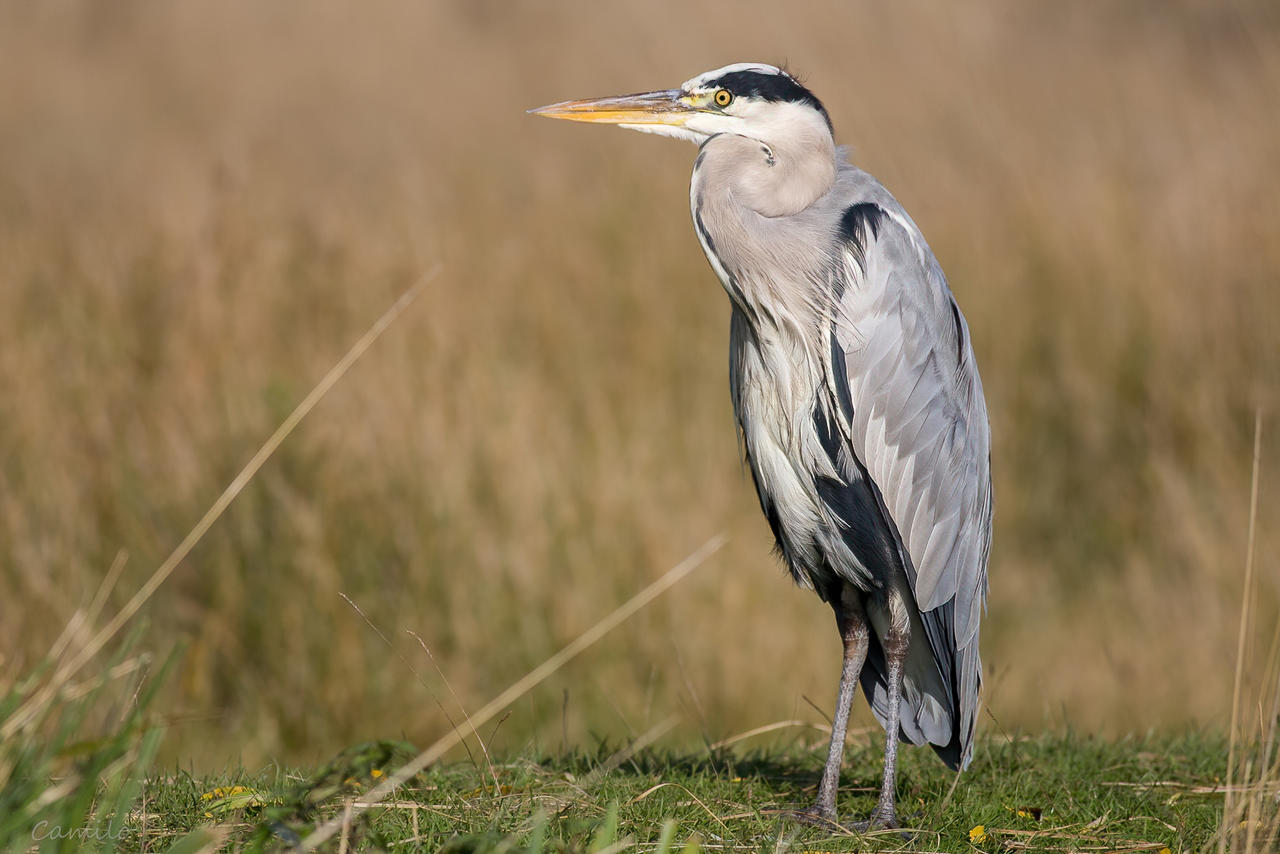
[531,63,992,830]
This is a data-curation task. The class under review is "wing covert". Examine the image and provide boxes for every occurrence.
[829,203,992,763]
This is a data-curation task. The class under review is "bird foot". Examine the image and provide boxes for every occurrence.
[851,811,911,840]
[786,805,840,829]
[784,803,911,840]
[852,813,897,831]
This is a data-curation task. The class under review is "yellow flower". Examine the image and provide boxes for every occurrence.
[969,825,988,844]
[370,768,384,779]
[200,785,249,801]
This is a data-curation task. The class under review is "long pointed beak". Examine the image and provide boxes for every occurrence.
[528,89,694,127]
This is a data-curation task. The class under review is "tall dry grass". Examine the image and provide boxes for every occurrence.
[0,0,1277,769]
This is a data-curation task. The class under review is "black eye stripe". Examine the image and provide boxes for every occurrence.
[704,70,831,130]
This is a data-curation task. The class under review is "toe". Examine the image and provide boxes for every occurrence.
[852,813,910,840]
[788,806,838,828]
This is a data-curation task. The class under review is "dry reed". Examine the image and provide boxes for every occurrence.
[0,0,1276,769]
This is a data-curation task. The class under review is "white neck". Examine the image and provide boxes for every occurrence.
[698,101,837,218]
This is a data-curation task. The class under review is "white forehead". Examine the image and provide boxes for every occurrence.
[681,62,786,92]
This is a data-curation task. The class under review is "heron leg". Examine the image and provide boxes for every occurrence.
[809,588,869,820]
[867,595,909,829]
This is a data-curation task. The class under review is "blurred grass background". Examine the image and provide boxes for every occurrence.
[0,0,1276,772]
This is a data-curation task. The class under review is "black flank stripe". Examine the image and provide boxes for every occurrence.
[949,299,965,362]
[839,203,884,274]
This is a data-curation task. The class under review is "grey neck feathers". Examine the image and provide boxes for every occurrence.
[692,126,842,347]
[703,120,837,218]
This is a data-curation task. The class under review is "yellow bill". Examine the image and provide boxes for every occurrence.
[528,89,696,127]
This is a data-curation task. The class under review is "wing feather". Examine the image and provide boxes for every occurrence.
[832,203,992,768]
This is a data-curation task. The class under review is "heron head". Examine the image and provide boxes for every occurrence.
[529,63,832,148]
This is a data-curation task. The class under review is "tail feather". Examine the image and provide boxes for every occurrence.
[858,596,976,771]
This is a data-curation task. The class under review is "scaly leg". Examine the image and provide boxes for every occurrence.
[865,592,909,829]
[808,589,869,820]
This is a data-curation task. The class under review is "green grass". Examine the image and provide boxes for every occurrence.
[129,733,1231,852]
[2,2,1277,769]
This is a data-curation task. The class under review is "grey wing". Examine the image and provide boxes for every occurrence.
[830,203,992,768]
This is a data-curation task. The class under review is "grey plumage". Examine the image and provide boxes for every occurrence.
[706,161,991,770]
[532,62,992,830]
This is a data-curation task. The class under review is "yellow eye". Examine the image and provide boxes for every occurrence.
[714,89,733,107]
